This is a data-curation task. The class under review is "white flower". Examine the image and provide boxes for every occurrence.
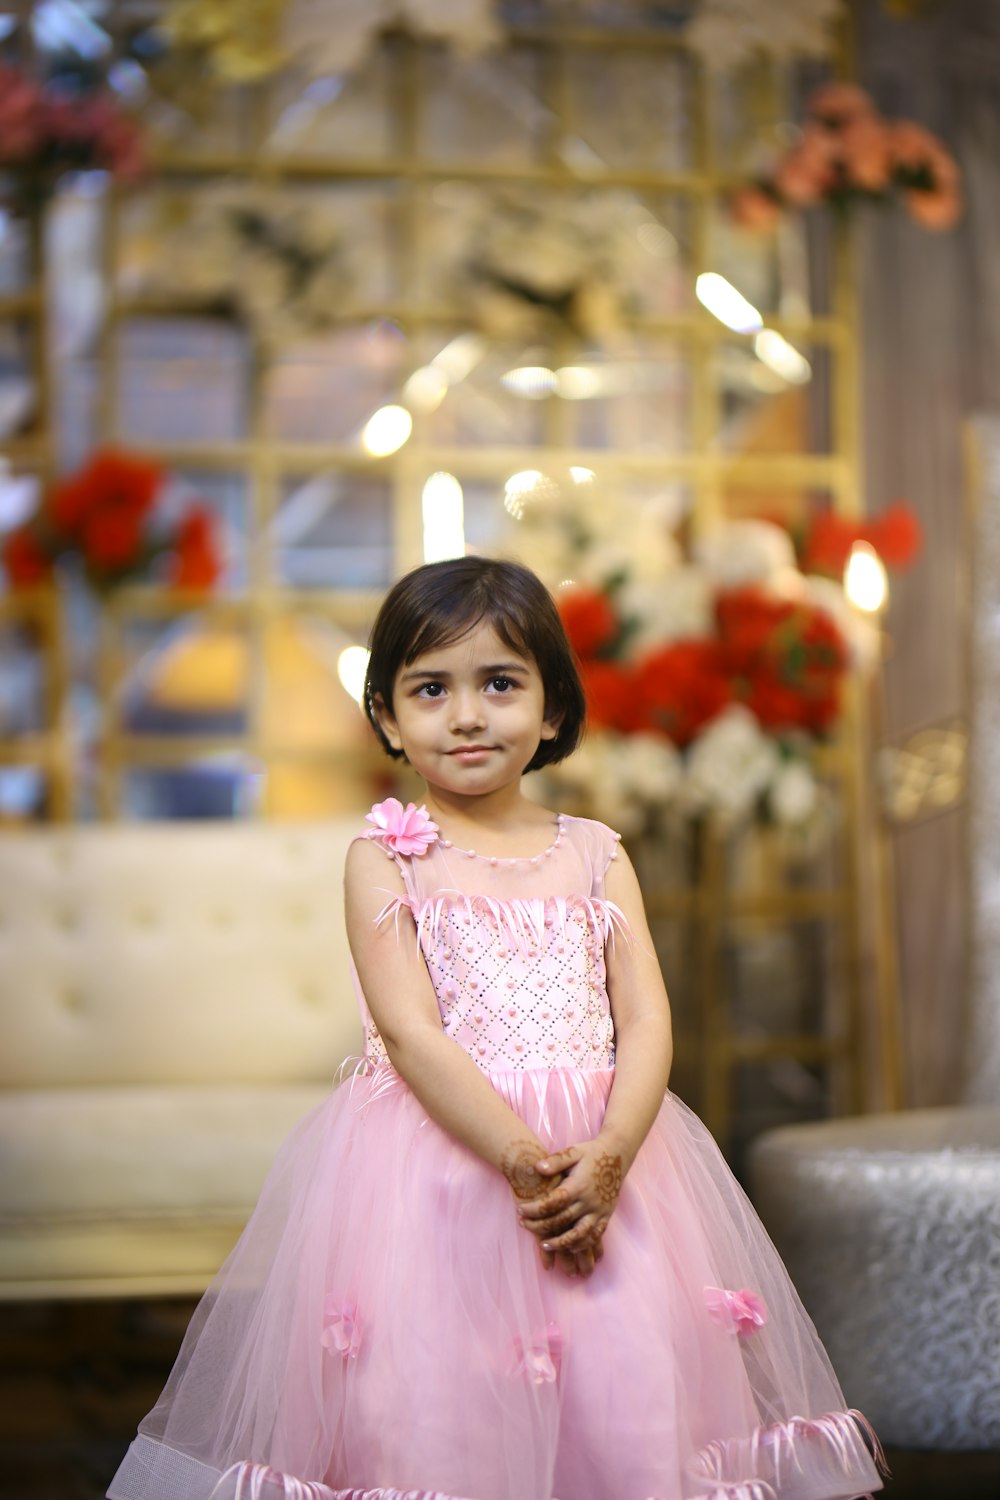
[616,733,685,805]
[693,519,797,590]
[685,0,840,71]
[280,0,499,80]
[768,759,819,826]
[682,707,779,824]
[619,568,712,649]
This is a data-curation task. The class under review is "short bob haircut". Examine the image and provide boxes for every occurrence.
[364,556,587,773]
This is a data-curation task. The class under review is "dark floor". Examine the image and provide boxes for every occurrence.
[1,1300,998,1500]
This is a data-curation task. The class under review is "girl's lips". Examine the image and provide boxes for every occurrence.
[448,746,493,760]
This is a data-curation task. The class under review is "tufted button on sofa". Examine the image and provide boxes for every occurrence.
[0,820,363,1300]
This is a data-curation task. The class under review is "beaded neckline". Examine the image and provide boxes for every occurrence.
[437,813,565,868]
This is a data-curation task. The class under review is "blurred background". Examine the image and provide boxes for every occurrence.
[0,1,997,1496]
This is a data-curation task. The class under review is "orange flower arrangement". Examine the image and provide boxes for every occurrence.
[1,448,223,593]
[731,83,962,233]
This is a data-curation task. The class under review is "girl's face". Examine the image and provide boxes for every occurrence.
[374,621,560,803]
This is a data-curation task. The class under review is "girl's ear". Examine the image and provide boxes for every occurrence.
[539,706,563,743]
[372,693,404,752]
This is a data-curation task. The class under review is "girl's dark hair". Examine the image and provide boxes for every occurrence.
[364,557,586,773]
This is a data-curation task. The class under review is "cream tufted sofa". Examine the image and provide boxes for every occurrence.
[0,819,363,1300]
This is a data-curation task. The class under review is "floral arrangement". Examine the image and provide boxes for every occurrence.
[685,0,841,71]
[435,186,668,343]
[801,499,922,575]
[0,64,145,211]
[731,84,962,233]
[120,188,354,349]
[513,473,920,836]
[1,448,222,594]
[161,0,498,83]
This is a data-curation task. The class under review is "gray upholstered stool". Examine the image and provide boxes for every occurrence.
[748,1106,1000,1451]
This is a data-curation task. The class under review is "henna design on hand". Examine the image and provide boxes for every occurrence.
[500,1139,549,1200]
[594,1152,623,1205]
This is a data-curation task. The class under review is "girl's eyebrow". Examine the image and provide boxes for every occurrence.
[399,661,529,683]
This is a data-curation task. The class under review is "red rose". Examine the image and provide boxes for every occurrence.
[579,659,642,733]
[716,587,796,671]
[169,506,222,590]
[802,511,856,576]
[866,502,923,567]
[558,587,619,660]
[804,502,923,576]
[717,586,847,734]
[744,673,807,731]
[635,639,731,746]
[81,505,144,571]
[48,449,163,538]
[2,526,51,587]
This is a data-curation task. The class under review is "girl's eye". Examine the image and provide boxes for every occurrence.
[489,676,514,693]
[416,682,445,698]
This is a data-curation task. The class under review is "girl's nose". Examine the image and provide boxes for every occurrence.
[450,688,485,730]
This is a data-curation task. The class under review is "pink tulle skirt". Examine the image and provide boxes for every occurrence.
[107,1068,885,1500]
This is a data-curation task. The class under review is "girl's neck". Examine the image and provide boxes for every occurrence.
[421,785,554,847]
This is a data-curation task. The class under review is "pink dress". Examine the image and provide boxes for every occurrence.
[108,813,885,1500]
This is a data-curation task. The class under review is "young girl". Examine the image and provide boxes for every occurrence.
[110,557,886,1500]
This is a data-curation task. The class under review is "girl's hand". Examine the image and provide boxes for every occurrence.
[501,1138,604,1276]
[516,1139,624,1254]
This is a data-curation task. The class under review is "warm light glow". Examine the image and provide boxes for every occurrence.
[501,365,557,399]
[556,365,603,400]
[422,472,465,562]
[844,542,888,613]
[636,221,677,258]
[362,405,412,456]
[403,366,448,413]
[430,333,484,383]
[695,272,763,334]
[754,330,812,385]
[337,646,370,705]
[503,469,558,519]
[569,466,596,485]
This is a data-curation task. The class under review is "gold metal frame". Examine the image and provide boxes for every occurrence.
[1,15,901,1128]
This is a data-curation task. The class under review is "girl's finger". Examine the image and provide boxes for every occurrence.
[542,1213,600,1252]
[575,1246,595,1277]
[518,1186,571,1219]
[522,1207,582,1238]
[535,1147,580,1176]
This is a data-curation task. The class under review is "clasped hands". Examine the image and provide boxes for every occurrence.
[501,1137,624,1279]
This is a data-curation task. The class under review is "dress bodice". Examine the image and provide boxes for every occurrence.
[353,812,626,1074]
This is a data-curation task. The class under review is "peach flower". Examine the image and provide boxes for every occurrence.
[905,186,964,231]
[891,120,960,188]
[807,82,875,126]
[774,128,837,206]
[841,115,893,192]
[729,186,783,232]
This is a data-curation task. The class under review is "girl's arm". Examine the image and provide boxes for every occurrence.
[519,844,673,1252]
[345,837,562,1209]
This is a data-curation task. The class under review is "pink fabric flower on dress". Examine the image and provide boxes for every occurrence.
[704,1286,768,1338]
[321,1295,363,1358]
[365,798,439,857]
[510,1321,563,1385]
